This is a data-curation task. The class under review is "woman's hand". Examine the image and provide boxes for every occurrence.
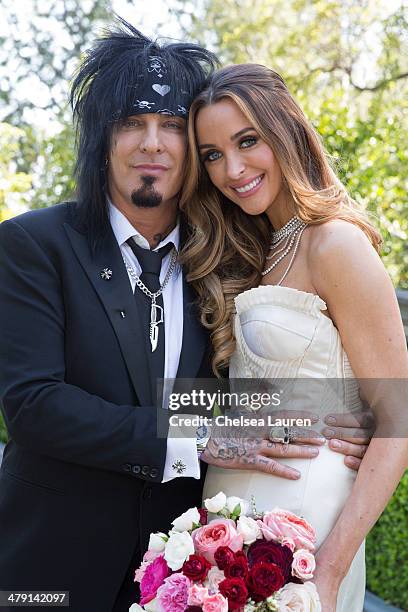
[313,551,344,612]
[313,575,338,612]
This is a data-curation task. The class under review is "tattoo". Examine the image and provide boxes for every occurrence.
[152,222,176,248]
[206,436,263,463]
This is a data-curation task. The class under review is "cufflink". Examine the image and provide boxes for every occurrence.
[172,459,186,474]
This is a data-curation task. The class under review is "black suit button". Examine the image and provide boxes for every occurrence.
[141,465,150,476]
[132,464,141,475]
[150,468,159,479]
[123,463,132,472]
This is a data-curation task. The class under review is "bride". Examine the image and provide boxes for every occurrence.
[180,64,408,611]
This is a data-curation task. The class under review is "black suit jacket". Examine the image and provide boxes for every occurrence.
[0,202,212,611]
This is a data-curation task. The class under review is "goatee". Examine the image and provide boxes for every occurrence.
[131,175,163,208]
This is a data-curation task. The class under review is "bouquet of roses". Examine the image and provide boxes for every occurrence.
[130,491,321,612]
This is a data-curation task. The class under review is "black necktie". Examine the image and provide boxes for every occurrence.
[126,239,174,401]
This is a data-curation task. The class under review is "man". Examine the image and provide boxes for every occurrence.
[0,19,370,612]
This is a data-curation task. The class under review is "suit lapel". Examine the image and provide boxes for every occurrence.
[64,223,152,406]
[176,274,207,379]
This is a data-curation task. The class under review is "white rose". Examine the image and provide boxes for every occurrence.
[237,515,262,545]
[148,532,167,552]
[205,566,225,594]
[277,581,321,612]
[171,507,201,532]
[164,530,195,571]
[144,599,159,612]
[204,491,227,513]
[226,496,250,516]
[129,604,144,612]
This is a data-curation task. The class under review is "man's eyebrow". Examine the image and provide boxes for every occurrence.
[199,127,255,150]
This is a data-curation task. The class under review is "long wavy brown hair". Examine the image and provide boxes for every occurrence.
[179,63,381,376]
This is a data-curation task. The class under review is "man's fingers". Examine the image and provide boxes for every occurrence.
[254,455,300,480]
[322,426,371,445]
[269,410,319,424]
[262,440,320,459]
[328,439,367,458]
[344,456,362,471]
[324,412,375,429]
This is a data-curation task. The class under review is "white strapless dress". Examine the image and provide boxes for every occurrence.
[203,285,366,612]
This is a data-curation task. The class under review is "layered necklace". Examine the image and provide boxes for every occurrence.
[262,216,308,284]
[122,248,178,352]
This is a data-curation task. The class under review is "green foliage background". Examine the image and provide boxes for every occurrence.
[0,0,407,606]
[365,471,408,608]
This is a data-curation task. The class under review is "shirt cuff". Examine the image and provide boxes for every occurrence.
[162,437,200,483]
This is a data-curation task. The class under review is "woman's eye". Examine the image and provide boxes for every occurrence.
[240,136,257,148]
[203,150,222,162]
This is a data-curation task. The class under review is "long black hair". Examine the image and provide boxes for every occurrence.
[70,17,218,248]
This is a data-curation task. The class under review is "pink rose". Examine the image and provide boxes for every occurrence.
[205,566,226,594]
[156,572,190,612]
[188,583,209,606]
[192,519,243,564]
[134,560,149,583]
[202,592,229,612]
[291,549,316,580]
[281,537,296,552]
[143,549,162,563]
[135,549,163,583]
[258,509,316,552]
[140,555,170,605]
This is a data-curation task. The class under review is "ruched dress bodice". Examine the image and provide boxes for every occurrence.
[203,285,366,612]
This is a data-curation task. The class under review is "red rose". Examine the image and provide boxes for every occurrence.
[214,546,235,570]
[247,561,285,602]
[247,539,293,582]
[219,577,248,610]
[182,554,211,581]
[225,551,248,580]
[198,508,208,525]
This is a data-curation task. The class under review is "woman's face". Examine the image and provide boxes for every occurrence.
[195,98,284,217]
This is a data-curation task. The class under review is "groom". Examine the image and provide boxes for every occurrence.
[0,19,370,612]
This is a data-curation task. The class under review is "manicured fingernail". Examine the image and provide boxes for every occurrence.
[310,448,319,456]
[331,440,341,449]
[325,416,336,425]
[323,428,334,438]
[292,470,301,479]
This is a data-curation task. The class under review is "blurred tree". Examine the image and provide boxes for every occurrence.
[0,0,111,213]
[0,123,33,217]
[172,0,408,286]
[0,0,110,123]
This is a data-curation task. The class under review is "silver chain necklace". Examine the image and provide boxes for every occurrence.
[122,248,178,352]
[262,216,307,281]
[270,216,306,245]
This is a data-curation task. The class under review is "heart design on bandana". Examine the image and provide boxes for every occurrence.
[152,84,171,96]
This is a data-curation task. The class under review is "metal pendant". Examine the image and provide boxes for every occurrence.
[149,298,164,352]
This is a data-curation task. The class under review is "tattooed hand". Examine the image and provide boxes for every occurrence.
[200,410,326,481]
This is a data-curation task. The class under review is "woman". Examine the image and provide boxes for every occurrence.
[180,64,408,611]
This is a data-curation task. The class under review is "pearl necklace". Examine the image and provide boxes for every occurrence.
[262,216,307,282]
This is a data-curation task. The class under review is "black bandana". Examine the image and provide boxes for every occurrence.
[118,55,191,120]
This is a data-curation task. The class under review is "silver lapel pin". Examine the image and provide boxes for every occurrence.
[100,268,113,280]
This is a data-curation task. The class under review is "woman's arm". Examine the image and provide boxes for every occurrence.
[309,219,408,607]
